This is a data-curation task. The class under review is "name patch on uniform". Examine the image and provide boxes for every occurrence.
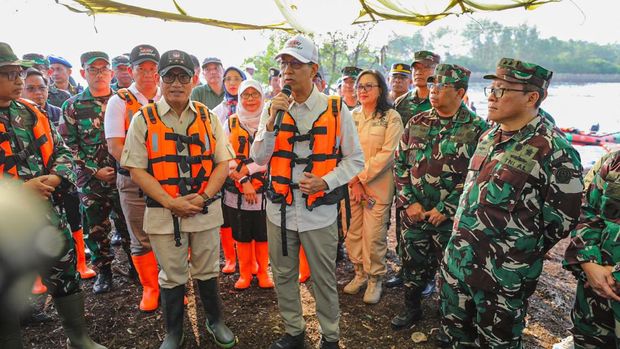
[498,144,538,174]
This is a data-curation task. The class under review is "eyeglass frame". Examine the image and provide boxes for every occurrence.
[0,69,27,81]
[25,85,48,93]
[427,82,456,91]
[161,72,192,84]
[484,86,532,99]
[240,91,261,100]
[356,83,379,92]
[278,59,313,70]
[85,66,112,76]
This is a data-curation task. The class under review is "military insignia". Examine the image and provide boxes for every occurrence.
[554,166,573,184]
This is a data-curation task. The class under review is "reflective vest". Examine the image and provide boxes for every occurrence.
[268,95,343,210]
[227,115,265,194]
[143,101,216,207]
[117,88,142,132]
[0,98,54,178]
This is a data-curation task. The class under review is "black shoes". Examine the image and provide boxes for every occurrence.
[319,336,339,349]
[92,265,112,294]
[390,287,423,330]
[385,275,403,288]
[269,332,305,349]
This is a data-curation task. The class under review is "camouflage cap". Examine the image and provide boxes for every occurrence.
[432,63,471,84]
[23,53,49,68]
[80,51,110,66]
[159,50,194,76]
[484,58,553,89]
[412,50,440,67]
[111,55,130,68]
[390,63,411,76]
[341,66,362,80]
[0,42,33,68]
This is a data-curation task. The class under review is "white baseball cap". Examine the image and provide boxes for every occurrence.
[275,35,319,64]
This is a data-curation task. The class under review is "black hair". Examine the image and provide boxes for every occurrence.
[25,67,48,85]
[356,69,392,117]
[525,86,545,108]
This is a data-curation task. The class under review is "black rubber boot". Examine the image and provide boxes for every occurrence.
[159,285,185,349]
[197,279,237,348]
[390,286,422,330]
[53,292,107,349]
[385,273,403,288]
[269,332,305,349]
[92,264,112,294]
[0,310,23,349]
[319,336,339,349]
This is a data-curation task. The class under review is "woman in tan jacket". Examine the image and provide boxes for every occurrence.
[344,70,404,304]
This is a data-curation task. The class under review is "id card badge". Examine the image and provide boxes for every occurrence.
[366,197,376,209]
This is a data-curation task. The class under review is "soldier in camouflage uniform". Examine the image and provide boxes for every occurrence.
[60,51,131,295]
[386,50,441,289]
[439,58,584,348]
[391,64,488,330]
[0,42,106,349]
[109,55,132,93]
[563,150,620,349]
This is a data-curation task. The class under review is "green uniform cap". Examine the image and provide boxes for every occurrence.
[341,66,362,80]
[111,55,130,68]
[0,42,33,68]
[80,51,110,67]
[484,57,553,89]
[433,63,471,84]
[412,50,440,67]
[23,53,49,68]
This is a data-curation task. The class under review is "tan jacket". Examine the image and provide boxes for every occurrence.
[352,107,403,204]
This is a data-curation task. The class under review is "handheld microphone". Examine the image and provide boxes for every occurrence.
[273,84,292,136]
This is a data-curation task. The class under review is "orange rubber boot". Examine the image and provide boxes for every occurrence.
[220,227,236,274]
[251,240,259,275]
[255,242,274,289]
[72,229,96,279]
[298,246,311,283]
[234,242,253,290]
[131,251,160,312]
[31,276,47,294]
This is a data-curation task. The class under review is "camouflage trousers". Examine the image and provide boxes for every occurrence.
[439,265,527,349]
[571,280,620,349]
[79,179,130,270]
[399,216,451,290]
[42,210,80,298]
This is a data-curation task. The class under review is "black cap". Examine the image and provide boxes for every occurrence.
[130,44,160,65]
[159,50,194,76]
[201,57,222,67]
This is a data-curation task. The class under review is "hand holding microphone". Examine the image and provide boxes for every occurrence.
[267,84,292,134]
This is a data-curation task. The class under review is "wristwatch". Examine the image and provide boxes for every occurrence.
[200,192,211,204]
[239,176,250,184]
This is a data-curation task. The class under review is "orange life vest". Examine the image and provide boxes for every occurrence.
[268,95,343,210]
[0,98,54,178]
[117,88,142,132]
[227,115,265,194]
[143,101,216,207]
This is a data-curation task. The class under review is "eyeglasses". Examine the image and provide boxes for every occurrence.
[240,91,261,100]
[427,82,454,91]
[484,86,530,98]
[224,76,243,83]
[162,72,192,84]
[0,69,26,81]
[85,67,111,76]
[278,60,310,70]
[356,83,379,92]
[25,86,47,93]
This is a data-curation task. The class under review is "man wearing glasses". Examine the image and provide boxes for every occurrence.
[251,35,364,349]
[60,51,132,295]
[122,50,237,348]
[392,64,487,332]
[387,50,440,290]
[190,57,225,109]
[387,63,411,103]
[0,42,107,349]
[440,58,584,348]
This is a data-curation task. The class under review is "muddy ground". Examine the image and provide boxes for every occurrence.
[22,222,576,349]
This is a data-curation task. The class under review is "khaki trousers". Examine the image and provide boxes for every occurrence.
[267,219,340,342]
[116,173,150,255]
[345,201,390,277]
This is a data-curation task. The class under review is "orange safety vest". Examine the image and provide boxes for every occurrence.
[227,115,265,194]
[117,88,142,132]
[142,101,216,207]
[0,98,54,178]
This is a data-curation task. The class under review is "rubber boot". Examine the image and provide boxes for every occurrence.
[390,286,423,330]
[0,312,23,349]
[250,240,259,275]
[343,264,367,295]
[53,292,107,349]
[234,242,253,290]
[72,229,96,279]
[255,242,274,289]
[220,227,236,274]
[298,246,310,283]
[31,276,47,295]
[92,264,112,294]
[131,251,160,312]
[197,279,237,348]
[159,285,185,349]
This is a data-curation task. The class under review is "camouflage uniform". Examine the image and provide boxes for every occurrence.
[440,59,584,348]
[564,150,620,349]
[0,100,79,297]
[48,84,72,108]
[395,65,488,291]
[60,87,130,270]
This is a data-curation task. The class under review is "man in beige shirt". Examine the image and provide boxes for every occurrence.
[121,49,237,349]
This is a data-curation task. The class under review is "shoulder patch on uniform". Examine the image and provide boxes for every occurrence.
[554,166,573,184]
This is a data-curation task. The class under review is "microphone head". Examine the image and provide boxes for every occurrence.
[281,84,292,97]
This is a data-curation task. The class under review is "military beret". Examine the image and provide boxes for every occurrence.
[48,55,72,68]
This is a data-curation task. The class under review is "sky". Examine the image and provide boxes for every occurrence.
[3,0,619,76]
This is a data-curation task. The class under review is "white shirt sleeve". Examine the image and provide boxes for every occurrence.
[104,94,127,139]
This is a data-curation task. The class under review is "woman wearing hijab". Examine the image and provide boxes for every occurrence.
[213,67,247,275]
[223,80,274,289]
